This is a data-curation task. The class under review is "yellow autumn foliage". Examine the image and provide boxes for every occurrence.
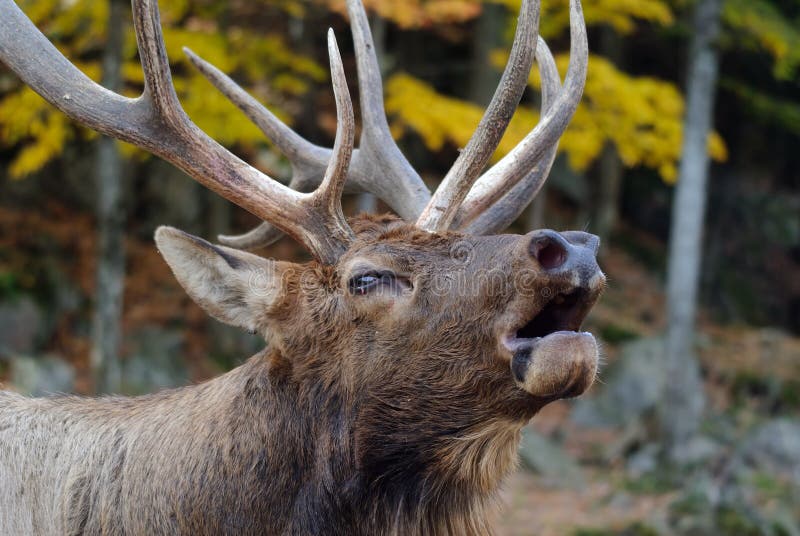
[386,50,727,184]
[490,0,673,37]
[385,73,537,161]
[543,53,727,183]
[322,0,482,29]
[0,87,74,178]
[0,0,325,179]
[383,0,726,183]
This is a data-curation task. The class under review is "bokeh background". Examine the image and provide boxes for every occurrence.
[0,0,798,534]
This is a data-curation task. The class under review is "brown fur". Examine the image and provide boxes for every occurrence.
[0,215,604,535]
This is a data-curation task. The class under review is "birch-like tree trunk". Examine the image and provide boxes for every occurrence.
[659,0,723,456]
[91,0,126,393]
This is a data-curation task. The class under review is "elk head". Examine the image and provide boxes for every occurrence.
[0,0,600,479]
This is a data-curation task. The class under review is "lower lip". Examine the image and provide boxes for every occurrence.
[501,330,591,354]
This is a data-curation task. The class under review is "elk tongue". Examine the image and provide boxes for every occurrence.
[511,332,598,399]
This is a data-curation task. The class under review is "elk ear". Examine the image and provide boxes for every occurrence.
[155,226,286,332]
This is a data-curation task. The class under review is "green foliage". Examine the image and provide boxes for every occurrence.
[721,79,800,137]
[723,0,800,80]
[492,0,674,37]
[0,0,325,178]
[669,487,712,517]
[715,506,763,536]
[0,272,21,301]
[599,323,640,344]
[623,470,680,494]
[730,370,800,413]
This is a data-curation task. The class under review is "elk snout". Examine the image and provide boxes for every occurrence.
[505,229,605,401]
[528,230,601,288]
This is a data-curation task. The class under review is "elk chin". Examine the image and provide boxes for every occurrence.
[508,332,598,399]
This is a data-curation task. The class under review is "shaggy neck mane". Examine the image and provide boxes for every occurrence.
[245,348,529,535]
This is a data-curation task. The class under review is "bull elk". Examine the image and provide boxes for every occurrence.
[0,0,602,533]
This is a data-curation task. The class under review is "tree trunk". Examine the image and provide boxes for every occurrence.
[91,0,126,394]
[593,28,623,254]
[659,0,722,457]
[595,143,622,253]
[469,3,505,106]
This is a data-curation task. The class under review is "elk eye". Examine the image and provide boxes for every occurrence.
[349,271,394,295]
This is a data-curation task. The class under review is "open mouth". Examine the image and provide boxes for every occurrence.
[504,288,591,352]
[503,286,600,399]
[516,289,588,339]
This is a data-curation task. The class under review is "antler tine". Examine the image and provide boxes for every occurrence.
[345,0,431,214]
[458,37,561,234]
[455,0,588,233]
[184,47,331,194]
[311,30,356,242]
[0,0,354,263]
[416,0,541,232]
[184,48,329,250]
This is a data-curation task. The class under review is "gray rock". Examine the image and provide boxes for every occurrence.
[122,326,188,394]
[741,418,800,488]
[571,337,666,428]
[0,297,45,357]
[10,355,75,395]
[670,436,721,467]
[627,443,660,477]
[518,428,584,488]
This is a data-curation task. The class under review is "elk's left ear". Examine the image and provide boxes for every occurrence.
[155,226,288,332]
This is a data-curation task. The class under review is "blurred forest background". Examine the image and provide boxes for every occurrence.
[0,0,798,534]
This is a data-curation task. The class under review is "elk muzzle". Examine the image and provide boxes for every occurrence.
[505,230,604,399]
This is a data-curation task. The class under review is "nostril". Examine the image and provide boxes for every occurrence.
[538,242,567,270]
[530,234,568,271]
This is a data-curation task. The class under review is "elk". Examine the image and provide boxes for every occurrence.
[0,0,602,534]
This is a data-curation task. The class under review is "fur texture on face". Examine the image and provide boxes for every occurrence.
[0,214,604,535]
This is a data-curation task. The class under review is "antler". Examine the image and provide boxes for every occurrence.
[0,0,354,264]
[415,0,541,232]
[2,0,588,257]
[185,0,432,250]
[459,38,560,235]
[455,0,588,234]
[456,0,589,234]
